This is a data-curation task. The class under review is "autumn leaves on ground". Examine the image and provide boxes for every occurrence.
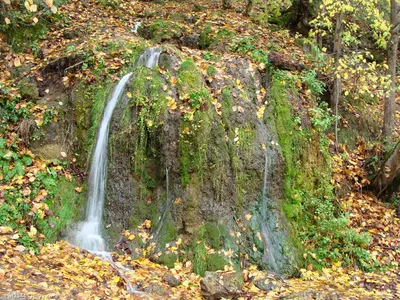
[1,0,400,298]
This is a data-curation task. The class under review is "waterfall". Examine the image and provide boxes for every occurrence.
[137,47,161,69]
[132,21,142,34]
[260,146,279,273]
[73,47,161,252]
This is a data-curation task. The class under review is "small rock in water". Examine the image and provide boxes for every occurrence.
[200,271,243,300]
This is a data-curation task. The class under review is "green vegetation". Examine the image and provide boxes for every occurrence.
[198,25,213,49]
[129,65,167,198]
[192,223,232,276]
[37,177,85,243]
[0,137,83,251]
[270,71,373,270]
[177,59,213,185]
[144,19,184,43]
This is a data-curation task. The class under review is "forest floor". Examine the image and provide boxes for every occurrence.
[1,0,400,298]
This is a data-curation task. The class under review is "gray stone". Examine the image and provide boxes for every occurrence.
[200,271,243,300]
[163,274,180,287]
[279,290,340,300]
[254,277,279,292]
[20,81,39,101]
[0,292,28,300]
[181,33,199,49]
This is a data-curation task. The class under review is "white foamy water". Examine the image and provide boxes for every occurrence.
[74,72,133,251]
[73,48,161,252]
[137,47,161,68]
[132,21,142,34]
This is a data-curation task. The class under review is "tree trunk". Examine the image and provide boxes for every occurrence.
[222,0,232,9]
[372,141,400,198]
[331,9,344,151]
[286,0,311,35]
[244,0,253,16]
[317,4,326,48]
[383,0,400,139]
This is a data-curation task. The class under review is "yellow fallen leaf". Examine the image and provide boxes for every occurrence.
[15,245,26,252]
[14,57,21,67]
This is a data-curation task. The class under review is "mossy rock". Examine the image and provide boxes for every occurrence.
[37,178,85,243]
[138,20,185,43]
[193,242,230,276]
[4,21,48,53]
[157,253,178,269]
[198,25,213,50]
[19,79,39,101]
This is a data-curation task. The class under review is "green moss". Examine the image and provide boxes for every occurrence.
[206,65,216,77]
[191,223,235,276]
[5,21,48,53]
[145,20,184,43]
[158,253,178,269]
[177,59,213,185]
[39,178,85,243]
[199,25,213,50]
[73,82,111,163]
[193,242,229,276]
[73,43,145,164]
[270,80,309,222]
[177,59,203,95]
[129,66,167,198]
[270,73,373,269]
[210,125,229,202]
[158,216,178,246]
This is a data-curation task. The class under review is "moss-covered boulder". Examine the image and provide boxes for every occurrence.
[138,20,185,43]
[103,48,301,277]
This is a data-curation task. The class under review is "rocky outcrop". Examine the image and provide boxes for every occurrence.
[104,48,301,276]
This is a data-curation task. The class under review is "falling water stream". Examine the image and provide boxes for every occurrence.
[74,47,161,252]
[70,47,161,294]
[260,146,279,273]
[132,21,143,34]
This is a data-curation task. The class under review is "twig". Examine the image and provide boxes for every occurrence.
[64,61,85,76]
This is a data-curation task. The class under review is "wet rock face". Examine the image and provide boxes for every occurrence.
[104,51,301,276]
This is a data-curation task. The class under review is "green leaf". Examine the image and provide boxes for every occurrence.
[14,160,24,176]
[22,155,33,166]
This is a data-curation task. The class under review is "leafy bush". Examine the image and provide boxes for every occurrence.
[231,36,257,54]
[301,69,326,96]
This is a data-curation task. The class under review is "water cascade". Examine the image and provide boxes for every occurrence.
[260,146,279,272]
[132,21,143,34]
[73,47,161,252]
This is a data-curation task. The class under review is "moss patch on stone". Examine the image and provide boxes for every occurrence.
[38,178,85,243]
[4,21,48,53]
[192,223,232,276]
[177,59,213,185]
